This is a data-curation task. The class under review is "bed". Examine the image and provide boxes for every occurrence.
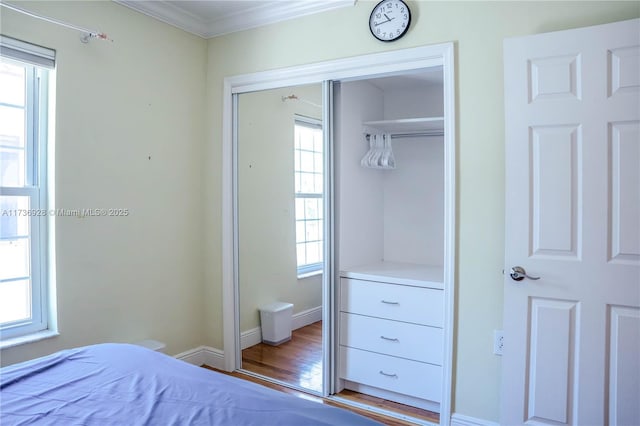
[0,343,381,425]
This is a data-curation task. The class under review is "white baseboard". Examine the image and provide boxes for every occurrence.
[175,346,225,370]
[202,347,225,369]
[241,327,262,350]
[174,346,205,366]
[450,413,499,426]
[241,305,322,350]
[292,306,322,330]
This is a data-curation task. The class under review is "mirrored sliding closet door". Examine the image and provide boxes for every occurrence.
[236,83,325,395]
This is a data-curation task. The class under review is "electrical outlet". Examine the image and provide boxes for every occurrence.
[493,330,504,356]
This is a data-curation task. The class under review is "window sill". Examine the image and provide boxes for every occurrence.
[0,329,59,350]
[298,269,323,280]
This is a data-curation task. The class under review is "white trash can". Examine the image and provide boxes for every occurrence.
[259,302,293,346]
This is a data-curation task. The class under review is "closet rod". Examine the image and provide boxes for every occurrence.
[365,131,444,140]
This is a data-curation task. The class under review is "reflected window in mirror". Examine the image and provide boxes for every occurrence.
[294,116,323,278]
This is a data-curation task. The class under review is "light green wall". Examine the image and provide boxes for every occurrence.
[0,1,208,365]
[237,84,323,332]
[203,1,640,422]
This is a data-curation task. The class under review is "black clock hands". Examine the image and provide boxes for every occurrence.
[375,13,395,26]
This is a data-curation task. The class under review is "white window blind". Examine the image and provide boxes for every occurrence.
[0,35,55,69]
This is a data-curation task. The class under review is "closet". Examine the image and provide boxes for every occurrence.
[225,44,455,424]
[334,69,445,414]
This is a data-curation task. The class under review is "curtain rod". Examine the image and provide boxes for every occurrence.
[0,2,110,43]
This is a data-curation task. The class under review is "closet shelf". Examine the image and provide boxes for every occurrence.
[363,117,444,134]
[340,261,444,290]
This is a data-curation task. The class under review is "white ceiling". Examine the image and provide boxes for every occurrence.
[114,0,356,39]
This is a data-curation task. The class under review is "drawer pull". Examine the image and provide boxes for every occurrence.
[380,300,399,305]
[380,335,399,342]
[379,370,398,378]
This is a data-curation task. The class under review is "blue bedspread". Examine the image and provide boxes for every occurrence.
[0,343,380,425]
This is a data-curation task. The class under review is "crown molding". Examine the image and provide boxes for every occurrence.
[114,1,355,39]
[114,1,210,38]
[202,1,355,38]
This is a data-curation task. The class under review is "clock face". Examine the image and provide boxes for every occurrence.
[369,0,411,42]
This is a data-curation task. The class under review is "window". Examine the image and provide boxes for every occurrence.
[0,36,54,341]
[294,116,323,277]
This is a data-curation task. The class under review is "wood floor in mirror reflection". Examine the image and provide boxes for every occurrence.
[242,321,323,393]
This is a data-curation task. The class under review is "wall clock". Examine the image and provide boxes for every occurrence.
[369,0,411,42]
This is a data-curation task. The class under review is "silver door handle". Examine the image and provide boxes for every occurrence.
[510,266,540,281]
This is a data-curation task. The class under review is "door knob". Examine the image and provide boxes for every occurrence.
[510,266,540,281]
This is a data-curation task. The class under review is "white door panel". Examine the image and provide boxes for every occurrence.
[608,306,640,425]
[530,124,580,258]
[609,121,640,264]
[503,19,640,425]
[526,298,578,425]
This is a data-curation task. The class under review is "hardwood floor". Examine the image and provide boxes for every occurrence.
[335,389,438,424]
[242,321,323,392]
[233,321,439,424]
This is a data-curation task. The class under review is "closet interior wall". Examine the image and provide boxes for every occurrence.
[336,76,445,270]
[334,72,447,412]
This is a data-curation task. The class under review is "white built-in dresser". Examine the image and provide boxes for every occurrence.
[339,261,444,412]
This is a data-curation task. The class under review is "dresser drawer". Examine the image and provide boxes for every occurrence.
[339,346,442,403]
[339,312,443,365]
[340,278,444,327]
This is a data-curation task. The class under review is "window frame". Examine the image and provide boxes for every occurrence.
[0,54,51,340]
[293,115,323,278]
